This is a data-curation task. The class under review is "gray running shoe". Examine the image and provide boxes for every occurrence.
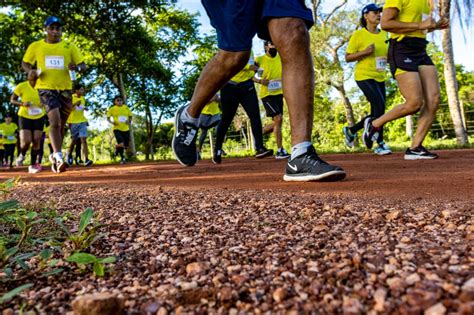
[172,105,199,166]
[404,146,438,160]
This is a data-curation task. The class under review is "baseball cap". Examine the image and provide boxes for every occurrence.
[44,16,63,27]
[362,3,382,15]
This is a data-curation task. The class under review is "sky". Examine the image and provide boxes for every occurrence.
[176,0,474,71]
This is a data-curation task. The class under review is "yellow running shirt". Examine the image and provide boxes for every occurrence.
[384,0,430,40]
[231,52,257,83]
[67,94,87,124]
[13,81,46,119]
[255,54,283,98]
[346,28,389,82]
[107,105,132,132]
[0,123,18,144]
[202,101,221,116]
[22,39,84,90]
[44,125,50,144]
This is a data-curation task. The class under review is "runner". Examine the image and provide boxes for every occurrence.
[255,40,290,159]
[171,0,346,181]
[343,3,391,156]
[363,0,449,159]
[0,114,18,169]
[10,71,46,173]
[0,130,4,167]
[66,84,92,166]
[212,51,273,164]
[107,96,132,164]
[22,16,86,172]
[197,94,221,160]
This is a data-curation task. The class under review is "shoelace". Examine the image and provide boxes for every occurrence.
[183,127,197,145]
[302,152,328,166]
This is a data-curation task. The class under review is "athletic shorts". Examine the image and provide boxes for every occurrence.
[201,0,314,51]
[262,94,284,117]
[113,130,130,147]
[38,89,72,122]
[199,113,221,129]
[388,37,434,77]
[19,116,45,132]
[70,122,88,140]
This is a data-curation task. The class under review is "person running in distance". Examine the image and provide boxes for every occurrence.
[172,1,346,181]
[343,3,392,156]
[0,114,18,169]
[22,16,86,172]
[363,0,449,159]
[107,96,132,164]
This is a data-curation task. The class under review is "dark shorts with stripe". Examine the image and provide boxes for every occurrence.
[262,94,284,117]
[201,0,314,51]
[388,37,434,77]
[38,89,72,122]
[19,116,45,132]
[113,130,130,147]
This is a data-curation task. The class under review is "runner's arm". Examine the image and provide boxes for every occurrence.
[10,93,30,107]
[381,8,436,33]
[21,61,39,79]
[345,44,375,62]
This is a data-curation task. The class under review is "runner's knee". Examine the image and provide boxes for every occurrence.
[404,96,424,114]
[217,50,250,73]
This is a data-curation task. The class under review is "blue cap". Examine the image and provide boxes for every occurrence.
[44,16,63,27]
[362,3,382,15]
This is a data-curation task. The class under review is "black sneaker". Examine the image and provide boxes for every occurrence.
[283,146,346,182]
[255,147,273,159]
[362,117,380,149]
[172,105,199,166]
[342,126,356,148]
[84,159,93,166]
[404,146,438,160]
[212,149,222,164]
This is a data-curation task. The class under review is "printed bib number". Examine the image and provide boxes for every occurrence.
[75,106,84,111]
[7,136,15,141]
[268,80,282,91]
[45,56,65,69]
[118,116,127,123]
[28,107,42,116]
[376,57,387,72]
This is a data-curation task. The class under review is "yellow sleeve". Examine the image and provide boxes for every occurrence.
[384,0,402,10]
[22,42,37,65]
[13,84,22,96]
[346,31,360,54]
[71,44,85,65]
[127,107,132,117]
[106,107,112,118]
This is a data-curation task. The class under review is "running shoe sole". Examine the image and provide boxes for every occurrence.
[57,161,67,173]
[404,154,438,160]
[362,119,372,149]
[283,170,346,182]
[275,155,290,159]
[172,106,198,167]
[256,150,273,159]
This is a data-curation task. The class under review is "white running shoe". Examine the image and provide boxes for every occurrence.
[28,164,42,174]
[16,154,25,166]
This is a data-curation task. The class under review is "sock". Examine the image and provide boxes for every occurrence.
[31,150,38,165]
[54,151,63,161]
[291,141,312,160]
[180,106,199,126]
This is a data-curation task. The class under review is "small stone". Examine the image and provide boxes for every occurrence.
[157,307,168,315]
[462,278,474,292]
[272,287,287,303]
[405,273,421,286]
[342,296,363,314]
[424,302,446,315]
[384,264,397,275]
[71,293,124,315]
[386,210,400,221]
[373,288,387,312]
[179,281,198,291]
[186,262,205,276]
[218,286,233,302]
[141,300,161,314]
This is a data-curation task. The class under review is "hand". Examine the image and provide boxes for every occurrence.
[365,44,375,56]
[419,15,437,30]
[260,79,269,86]
[23,102,32,107]
[113,121,118,126]
[68,62,77,71]
[249,64,259,72]
[28,69,39,80]
[436,17,449,30]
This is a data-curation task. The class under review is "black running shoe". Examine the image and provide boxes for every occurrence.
[404,146,438,160]
[84,159,93,166]
[212,149,222,164]
[172,105,199,166]
[342,126,356,148]
[362,117,380,149]
[256,147,273,159]
[283,146,346,182]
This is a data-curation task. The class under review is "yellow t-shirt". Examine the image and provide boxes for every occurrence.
[384,0,431,40]
[107,105,132,131]
[13,81,46,119]
[346,28,389,82]
[0,123,18,144]
[22,39,84,90]
[67,94,87,124]
[44,125,50,144]
[255,54,283,98]
[201,100,221,116]
[231,52,256,83]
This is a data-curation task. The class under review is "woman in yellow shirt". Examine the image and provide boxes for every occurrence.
[363,0,449,160]
[106,96,133,164]
[0,114,18,168]
[343,4,391,156]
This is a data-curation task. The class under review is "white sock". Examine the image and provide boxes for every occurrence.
[291,141,312,160]
[180,106,199,127]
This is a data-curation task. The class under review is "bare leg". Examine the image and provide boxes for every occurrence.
[19,130,32,155]
[273,114,283,149]
[263,122,274,135]
[188,50,250,118]
[411,66,440,148]
[32,130,43,151]
[48,109,63,153]
[81,137,89,160]
[268,18,313,146]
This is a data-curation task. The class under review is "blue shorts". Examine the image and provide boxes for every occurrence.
[70,122,88,140]
[201,0,314,52]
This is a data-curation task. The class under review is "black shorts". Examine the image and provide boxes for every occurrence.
[262,94,284,117]
[113,130,130,147]
[38,89,72,122]
[388,37,434,77]
[19,116,45,132]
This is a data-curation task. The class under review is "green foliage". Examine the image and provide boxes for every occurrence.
[66,252,116,277]
[0,283,33,304]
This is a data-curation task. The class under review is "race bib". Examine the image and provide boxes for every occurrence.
[268,79,282,91]
[76,106,84,111]
[45,56,65,69]
[7,135,15,141]
[376,57,387,72]
[118,116,128,123]
[28,107,42,116]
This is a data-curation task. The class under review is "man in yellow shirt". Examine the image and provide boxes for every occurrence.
[255,40,290,159]
[363,0,449,160]
[10,71,46,173]
[22,16,86,173]
[107,96,133,164]
[0,114,18,168]
[66,84,92,167]
[197,94,221,160]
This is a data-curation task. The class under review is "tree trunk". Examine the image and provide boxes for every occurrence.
[334,84,355,126]
[145,105,154,161]
[117,73,137,154]
[406,115,414,138]
[439,1,469,145]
